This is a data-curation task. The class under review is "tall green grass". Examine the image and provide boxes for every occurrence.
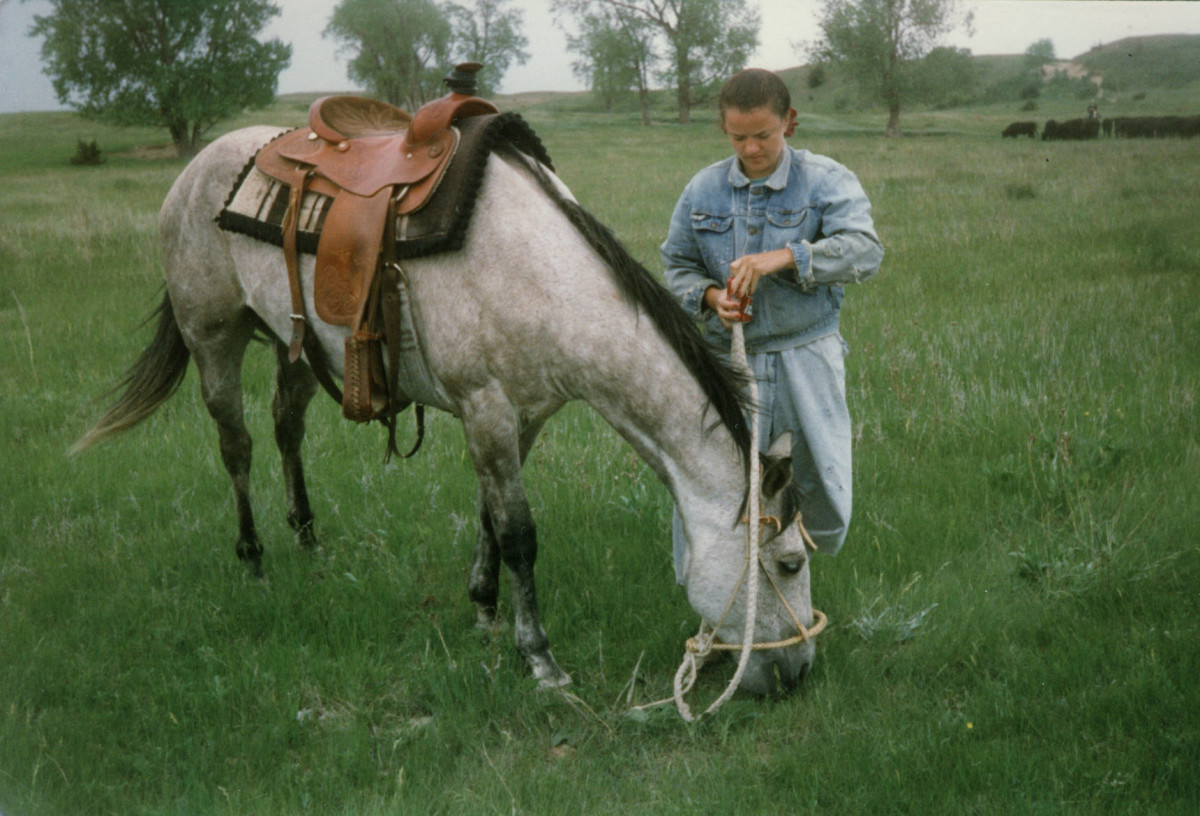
[1,104,1197,815]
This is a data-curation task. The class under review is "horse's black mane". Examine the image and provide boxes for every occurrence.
[513,150,753,465]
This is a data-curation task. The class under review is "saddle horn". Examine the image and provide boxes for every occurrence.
[444,62,484,95]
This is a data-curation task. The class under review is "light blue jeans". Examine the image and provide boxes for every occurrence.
[674,332,852,584]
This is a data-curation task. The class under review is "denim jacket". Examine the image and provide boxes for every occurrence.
[662,145,883,352]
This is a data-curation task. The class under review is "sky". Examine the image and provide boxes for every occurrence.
[3,0,1200,113]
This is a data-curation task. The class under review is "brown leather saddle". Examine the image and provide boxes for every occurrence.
[253,63,499,438]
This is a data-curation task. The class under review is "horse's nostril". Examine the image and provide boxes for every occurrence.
[739,650,814,698]
[780,657,811,694]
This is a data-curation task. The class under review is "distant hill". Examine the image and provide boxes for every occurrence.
[769,34,1200,120]
[1075,34,1200,90]
[268,33,1200,131]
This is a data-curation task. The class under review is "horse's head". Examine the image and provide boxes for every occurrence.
[680,433,819,697]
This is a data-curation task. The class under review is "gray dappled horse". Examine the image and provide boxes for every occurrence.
[73,126,817,696]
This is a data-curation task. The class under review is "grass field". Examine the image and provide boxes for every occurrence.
[1,93,1198,815]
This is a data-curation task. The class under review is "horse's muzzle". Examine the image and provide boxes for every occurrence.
[739,640,814,697]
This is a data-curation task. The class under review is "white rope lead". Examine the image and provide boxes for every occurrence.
[632,321,826,720]
[673,320,760,722]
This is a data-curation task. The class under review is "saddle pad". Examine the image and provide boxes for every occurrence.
[216,112,553,261]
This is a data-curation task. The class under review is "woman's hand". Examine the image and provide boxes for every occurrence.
[727,248,796,298]
[703,285,745,328]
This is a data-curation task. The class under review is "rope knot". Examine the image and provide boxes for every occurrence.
[686,631,715,659]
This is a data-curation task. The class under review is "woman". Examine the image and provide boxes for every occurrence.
[661,68,884,581]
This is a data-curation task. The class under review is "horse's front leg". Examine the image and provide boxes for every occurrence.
[468,418,546,630]
[462,397,569,688]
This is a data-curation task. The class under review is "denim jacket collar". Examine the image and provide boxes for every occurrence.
[727,152,792,191]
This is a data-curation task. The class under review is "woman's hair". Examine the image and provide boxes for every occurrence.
[719,69,791,120]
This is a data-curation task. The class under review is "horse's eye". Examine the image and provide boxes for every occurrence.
[778,558,804,576]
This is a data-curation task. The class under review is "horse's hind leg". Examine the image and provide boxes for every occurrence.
[187,312,263,573]
[270,339,320,549]
[469,503,503,629]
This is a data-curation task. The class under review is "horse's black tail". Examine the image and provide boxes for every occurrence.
[69,292,191,456]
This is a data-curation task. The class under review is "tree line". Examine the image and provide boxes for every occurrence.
[32,0,973,157]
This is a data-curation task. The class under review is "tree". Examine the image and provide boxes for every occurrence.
[31,0,290,158]
[327,0,530,108]
[563,6,656,122]
[908,45,978,108]
[811,0,973,136]
[325,0,453,110]
[446,0,530,97]
[1024,37,1056,68]
[555,0,759,124]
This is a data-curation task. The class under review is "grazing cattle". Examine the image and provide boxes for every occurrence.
[1109,117,1135,137]
[1042,118,1100,141]
[1078,118,1102,139]
[1111,115,1200,138]
[1002,121,1037,138]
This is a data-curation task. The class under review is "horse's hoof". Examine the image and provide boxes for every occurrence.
[537,673,572,690]
[291,518,318,550]
[529,652,571,689]
[236,543,265,579]
[474,608,504,631]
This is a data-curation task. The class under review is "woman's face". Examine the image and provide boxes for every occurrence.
[722,106,788,180]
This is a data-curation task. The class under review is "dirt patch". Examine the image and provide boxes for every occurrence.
[122,143,207,160]
[122,144,179,160]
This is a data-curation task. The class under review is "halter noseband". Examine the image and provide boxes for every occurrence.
[671,510,828,720]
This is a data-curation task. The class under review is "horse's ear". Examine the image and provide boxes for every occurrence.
[761,433,793,499]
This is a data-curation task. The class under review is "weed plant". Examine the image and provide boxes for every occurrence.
[0,101,1197,815]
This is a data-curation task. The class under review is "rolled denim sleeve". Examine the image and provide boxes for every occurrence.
[780,166,883,290]
[661,186,718,318]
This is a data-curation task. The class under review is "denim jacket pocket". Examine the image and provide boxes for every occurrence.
[766,206,812,241]
[692,211,734,232]
[691,210,735,270]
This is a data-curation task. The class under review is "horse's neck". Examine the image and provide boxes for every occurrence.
[583,317,745,531]
[415,151,746,529]
[491,151,748,530]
